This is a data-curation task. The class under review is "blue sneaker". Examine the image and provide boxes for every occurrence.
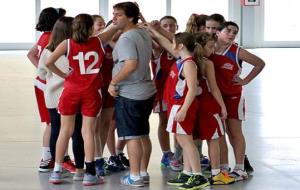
[83,173,104,186]
[200,155,210,168]
[95,158,108,176]
[120,174,144,187]
[49,171,63,184]
[161,152,174,168]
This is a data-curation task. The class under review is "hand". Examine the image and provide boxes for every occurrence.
[232,76,246,86]
[108,83,119,97]
[175,109,187,122]
[220,106,227,120]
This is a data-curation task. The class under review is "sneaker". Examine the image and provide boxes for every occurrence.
[229,169,248,181]
[244,155,254,174]
[202,165,211,174]
[73,171,85,181]
[142,174,150,184]
[200,155,210,168]
[63,158,76,174]
[106,155,126,172]
[49,171,63,184]
[161,152,174,168]
[118,153,130,167]
[179,174,210,190]
[170,159,183,172]
[82,173,104,186]
[120,174,144,187]
[39,159,54,172]
[95,158,108,176]
[167,172,190,186]
[210,171,235,185]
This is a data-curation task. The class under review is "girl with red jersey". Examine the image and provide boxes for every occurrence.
[209,21,265,181]
[46,14,117,186]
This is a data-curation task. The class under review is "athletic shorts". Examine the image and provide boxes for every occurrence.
[223,93,245,120]
[34,76,50,124]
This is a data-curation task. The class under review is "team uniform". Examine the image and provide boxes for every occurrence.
[164,57,198,135]
[209,43,245,120]
[194,71,225,140]
[34,32,51,124]
[58,37,105,117]
[101,44,115,109]
[151,50,176,113]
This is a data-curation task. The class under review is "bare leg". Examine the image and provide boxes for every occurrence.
[140,137,152,172]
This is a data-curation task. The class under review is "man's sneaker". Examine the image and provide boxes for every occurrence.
[49,171,63,184]
[161,152,174,168]
[39,159,54,172]
[118,153,130,167]
[244,155,254,174]
[73,171,85,181]
[200,155,210,168]
[229,169,248,181]
[210,171,235,185]
[63,158,76,173]
[82,173,104,186]
[170,159,183,171]
[106,155,126,172]
[167,172,190,186]
[95,158,108,176]
[179,174,210,190]
[120,174,144,187]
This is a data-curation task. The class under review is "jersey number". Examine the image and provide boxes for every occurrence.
[73,51,99,75]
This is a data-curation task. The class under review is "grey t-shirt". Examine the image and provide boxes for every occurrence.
[112,28,156,100]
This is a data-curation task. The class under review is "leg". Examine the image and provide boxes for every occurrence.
[158,111,170,152]
[140,136,152,172]
[107,118,116,156]
[72,114,84,169]
[127,139,143,176]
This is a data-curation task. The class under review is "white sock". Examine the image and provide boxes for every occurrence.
[220,164,230,171]
[193,172,203,175]
[211,169,221,176]
[235,164,244,171]
[140,171,149,177]
[42,147,51,160]
[54,162,62,172]
[162,150,171,155]
[130,174,141,181]
[183,170,192,176]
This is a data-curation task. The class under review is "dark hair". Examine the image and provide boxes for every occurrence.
[92,14,104,22]
[174,32,196,53]
[160,16,177,24]
[35,7,66,32]
[113,2,140,24]
[206,13,225,24]
[72,14,94,43]
[185,14,208,33]
[47,16,73,52]
[217,21,239,32]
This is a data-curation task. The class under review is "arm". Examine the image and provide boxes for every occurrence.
[236,48,265,86]
[45,40,68,78]
[37,50,49,81]
[205,60,227,119]
[108,59,138,97]
[175,61,197,122]
[98,24,118,44]
[27,44,39,68]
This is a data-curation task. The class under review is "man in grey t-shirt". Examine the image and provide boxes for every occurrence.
[108,2,156,187]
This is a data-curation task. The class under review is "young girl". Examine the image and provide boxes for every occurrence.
[46,13,117,186]
[193,32,235,185]
[37,16,85,180]
[185,13,208,33]
[27,7,66,172]
[147,22,209,190]
[209,21,265,181]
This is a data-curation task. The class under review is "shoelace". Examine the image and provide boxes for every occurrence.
[185,175,196,185]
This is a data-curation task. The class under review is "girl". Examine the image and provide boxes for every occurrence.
[27,7,66,172]
[147,22,209,190]
[193,32,235,185]
[209,21,265,181]
[46,13,117,186]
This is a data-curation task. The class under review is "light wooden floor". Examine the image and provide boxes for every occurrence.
[0,48,300,190]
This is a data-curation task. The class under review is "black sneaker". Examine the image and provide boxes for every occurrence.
[106,155,126,172]
[244,155,254,174]
[118,153,130,167]
[179,174,210,190]
[167,172,191,186]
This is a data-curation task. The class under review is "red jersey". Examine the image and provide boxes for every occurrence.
[37,32,51,59]
[163,56,195,106]
[65,37,105,92]
[101,45,113,87]
[151,50,176,100]
[209,43,242,95]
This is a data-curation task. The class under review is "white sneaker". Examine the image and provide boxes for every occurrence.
[229,169,248,181]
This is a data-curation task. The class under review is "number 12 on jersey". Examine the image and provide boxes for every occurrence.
[73,51,100,75]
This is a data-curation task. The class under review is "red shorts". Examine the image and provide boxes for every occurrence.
[34,77,50,124]
[223,93,245,120]
[153,99,168,113]
[101,85,115,109]
[58,88,102,117]
[193,94,225,140]
[166,100,198,135]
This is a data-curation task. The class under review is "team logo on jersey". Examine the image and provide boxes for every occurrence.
[221,63,234,70]
[169,70,176,78]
